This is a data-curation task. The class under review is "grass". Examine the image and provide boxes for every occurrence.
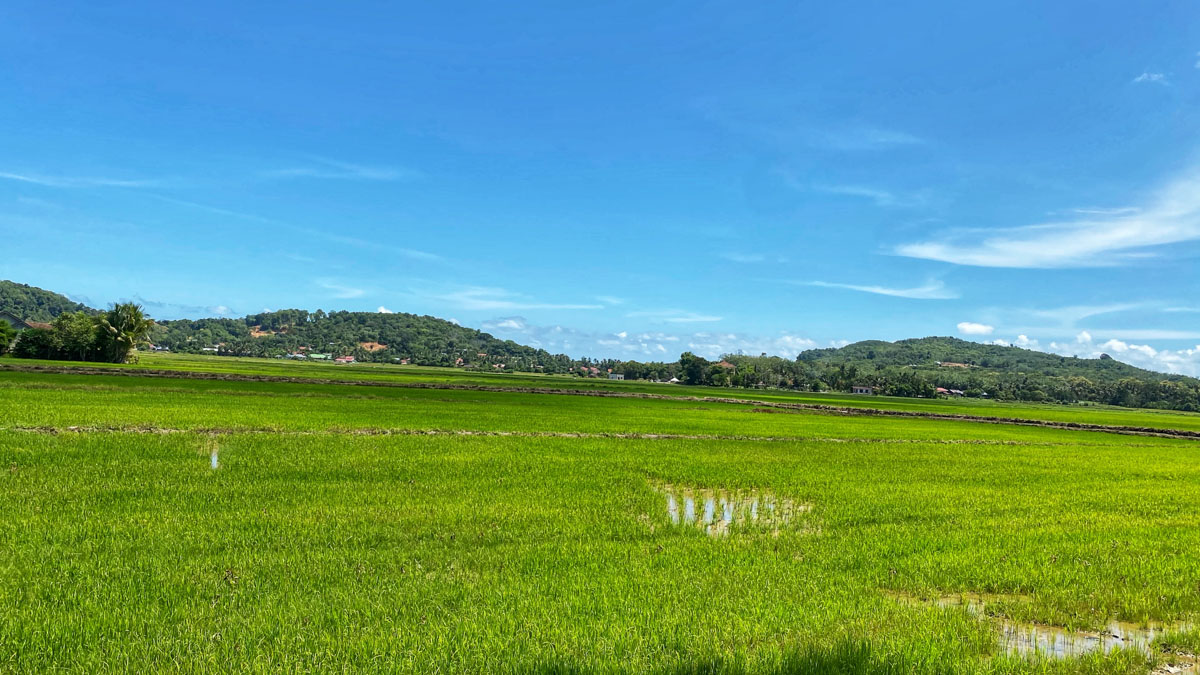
[1,356,1198,672]
[7,351,1200,432]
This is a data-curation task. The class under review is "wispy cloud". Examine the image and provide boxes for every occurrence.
[480,316,825,360]
[819,127,925,151]
[426,286,602,311]
[264,157,419,182]
[0,171,160,188]
[141,195,444,262]
[120,295,234,320]
[811,183,930,209]
[595,295,625,305]
[1062,206,1141,216]
[302,229,443,262]
[720,252,788,264]
[896,169,1200,267]
[1029,302,1146,325]
[956,321,994,336]
[1132,71,1168,85]
[990,330,1200,376]
[800,279,959,300]
[316,279,366,299]
[625,309,723,323]
[701,98,926,150]
[721,252,765,263]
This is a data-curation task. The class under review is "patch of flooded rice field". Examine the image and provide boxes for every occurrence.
[890,591,1196,666]
[654,483,810,537]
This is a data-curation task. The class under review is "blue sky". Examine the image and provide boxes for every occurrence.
[2,2,1200,373]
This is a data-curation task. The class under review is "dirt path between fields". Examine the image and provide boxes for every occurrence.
[3,363,1198,441]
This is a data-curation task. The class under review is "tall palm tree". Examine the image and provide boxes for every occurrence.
[98,303,155,363]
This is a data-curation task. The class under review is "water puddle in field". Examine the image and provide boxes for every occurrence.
[890,591,1195,663]
[654,483,809,537]
[202,437,220,470]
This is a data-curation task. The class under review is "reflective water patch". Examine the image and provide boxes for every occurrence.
[891,591,1194,662]
[655,483,810,537]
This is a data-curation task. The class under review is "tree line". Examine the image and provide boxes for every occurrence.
[2,304,154,364]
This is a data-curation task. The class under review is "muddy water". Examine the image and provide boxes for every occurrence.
[656,484,808,537]
[895,592,1194,661]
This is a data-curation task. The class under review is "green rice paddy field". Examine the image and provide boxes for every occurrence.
[3,354,1200,673]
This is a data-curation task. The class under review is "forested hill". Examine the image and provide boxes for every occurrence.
[152,309,576,371]
[790,337,1200,407]
[798,336,1165,381]
[0,280,576,371]
[0,280,92,322]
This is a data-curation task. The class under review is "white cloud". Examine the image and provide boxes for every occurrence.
[721,252,787,264]
[264,157,419,182]
[428,286,603,311]
[896,169,1200,267]
[990,330,1200,376]
[377,306,394,314]
[1132,72,1168,85]
[487,318,526,331]
[477,317,827,361]
[802,279,958,300]
[1065,207,1141,216]
[316,279,366,299]
[625,309,723,323]
[304,229,442,262]
[595,295,625,305]
[0,171,159,188]
[957,322,994,335]
[813,184,929,209]
[801,125,925,151]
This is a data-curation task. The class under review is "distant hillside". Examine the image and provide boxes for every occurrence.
[0,280,92,322]
[798,336,1174,382]
[151,309,577,371]
[792,336,1200,409]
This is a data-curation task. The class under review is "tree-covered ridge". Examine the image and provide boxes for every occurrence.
[0,280,92,322]
[152,309,579,372]
[798,336,1158,380]
[785,337,1199,408]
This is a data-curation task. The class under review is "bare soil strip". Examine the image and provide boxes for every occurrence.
[4,363,1199,441]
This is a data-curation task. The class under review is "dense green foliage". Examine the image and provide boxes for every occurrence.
[10,305,153,363]
[795,337,1200,410]
[1,361,1199,672]
[0,322,16,356]
[0,279,91,321]
[151,309,583,372]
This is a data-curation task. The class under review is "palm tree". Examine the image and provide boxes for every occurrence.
[98,303,154,363]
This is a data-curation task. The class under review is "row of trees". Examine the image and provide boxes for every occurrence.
[5,304,154,364]
[623,351,1200,411]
